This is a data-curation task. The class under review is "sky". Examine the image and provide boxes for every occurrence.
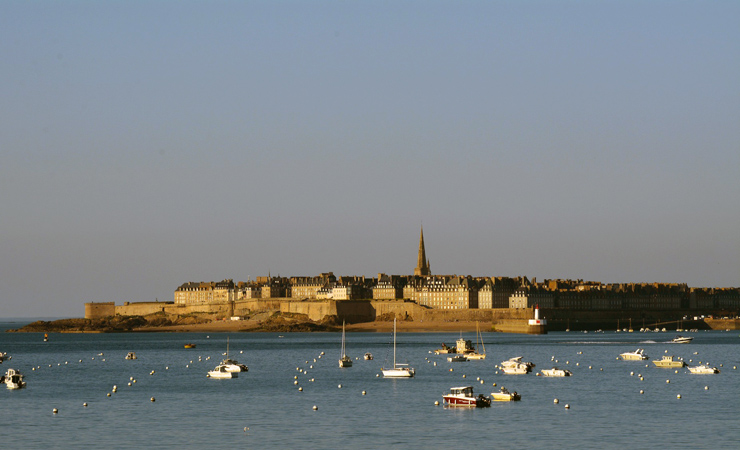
[1,0,738,318]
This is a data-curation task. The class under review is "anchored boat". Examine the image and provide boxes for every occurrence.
[619,349,649,360]
[443,386,491,407]
[381,318,415,378]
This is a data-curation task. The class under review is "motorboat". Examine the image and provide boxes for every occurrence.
[3,368,26,389]
[0,351,9,363]
[381,318,415,378]
[687,364,719,374]
[491,386,521,401]
[619,349,649,360]
[434,343,454,354]
[653,355,686,368]
[443,386,491,407]
[125,352,137,360]
[208,364,238,379]
[672,335,693,344]
[339,321,352,368]
[455,335,475,354]
[364,352,373,360]
[500,356,535,374]
[541,367,572,377]
[465,322,487,360]
[221,337,248,372]
[501,366,529,375]
[447,355,467,362]
[184,343,196,349]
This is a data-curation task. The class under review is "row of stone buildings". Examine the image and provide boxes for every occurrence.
[173,227,740,311]
[174,274,740,311]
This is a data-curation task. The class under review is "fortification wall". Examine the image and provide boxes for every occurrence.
[85,302,115,319]
[114,302,169,316]
[85,299,540,333]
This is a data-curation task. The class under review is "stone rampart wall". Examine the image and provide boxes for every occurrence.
[85,302,115,319]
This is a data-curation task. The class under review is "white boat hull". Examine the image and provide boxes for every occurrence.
[541,368,572,377]
[382,367,415,378]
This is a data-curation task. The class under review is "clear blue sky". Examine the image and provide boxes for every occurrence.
[1,1,738,317]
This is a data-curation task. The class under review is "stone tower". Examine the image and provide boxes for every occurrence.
[414,226,431,276]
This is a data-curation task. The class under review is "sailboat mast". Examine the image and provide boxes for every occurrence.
[393,318,397,368]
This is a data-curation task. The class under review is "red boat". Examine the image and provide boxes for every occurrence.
[443,386,491,407]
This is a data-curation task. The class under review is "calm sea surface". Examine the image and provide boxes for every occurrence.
[1,320,739,449]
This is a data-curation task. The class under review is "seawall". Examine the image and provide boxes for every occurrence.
[85,299,544,333]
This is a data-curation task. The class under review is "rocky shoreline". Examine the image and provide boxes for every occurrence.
[6,312,488,334]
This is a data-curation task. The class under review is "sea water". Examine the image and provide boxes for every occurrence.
[1,321,739,449]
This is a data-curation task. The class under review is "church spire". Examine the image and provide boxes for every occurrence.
[414,226,430,276]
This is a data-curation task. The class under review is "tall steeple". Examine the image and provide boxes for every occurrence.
[414,226,430,276]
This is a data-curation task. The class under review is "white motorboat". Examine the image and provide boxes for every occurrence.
[491,386,521,401]
[447,354,467,362]
[364,352,373,360]
[339,321,352,368]
[125,352,137,360]
[500,356,534,374]
[687,364,719,374]
[220,337,248,372]
[501,365,529,375]
[208,364,238,379]
[541,367,572,377]
[443,386,491,407]
[672,335,693,344]
[653,355,686,368]
[619,349,649,360]
[381,318,415,378]
[0,351,9,363]
[3,368,26,389]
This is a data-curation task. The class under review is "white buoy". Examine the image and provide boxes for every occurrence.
[639,390,644,394]
[704,386,708,390]
[434,400,440,406]
[480,380,484,384]
[150,397,155,402]
[449,368,453,372]
[83,402,88,407]
[312,405,318,410]
[564,404,570,409]
[294,380,298,385]
[338,384,342,389]
[298,387,303,391]
[554,398,559,404]
[362,391,366,395]
[677,394,681,399]
[53,408,58,414]
[630,372,634,376]
[666,380,670,384]
[107,393,111,397]
[492,383,496,387]
[462,374,466,378]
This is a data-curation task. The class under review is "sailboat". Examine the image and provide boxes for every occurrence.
[465,322,486,360]
[381,318,415,378]
[339,321,352,368]
[220,337,248,372]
